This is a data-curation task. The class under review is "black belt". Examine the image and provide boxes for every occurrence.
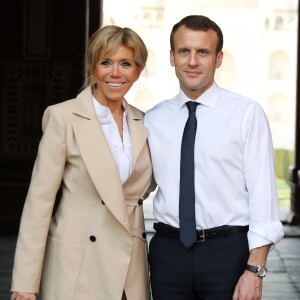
[154,222,249,242]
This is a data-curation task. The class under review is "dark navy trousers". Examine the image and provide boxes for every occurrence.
[149,230,249,300]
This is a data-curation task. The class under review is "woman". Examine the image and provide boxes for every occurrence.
[11,25,152,300]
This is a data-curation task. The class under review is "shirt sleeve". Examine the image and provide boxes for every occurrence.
[243,103,284,250]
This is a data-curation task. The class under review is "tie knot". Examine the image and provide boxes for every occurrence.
[186,101,199,113]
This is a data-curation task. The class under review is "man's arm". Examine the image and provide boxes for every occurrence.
[143,174,157,199]
[233,244,271,300]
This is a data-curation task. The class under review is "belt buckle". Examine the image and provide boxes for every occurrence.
[196,229,205,242]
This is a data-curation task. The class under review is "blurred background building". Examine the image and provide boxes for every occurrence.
[102,0,298,221]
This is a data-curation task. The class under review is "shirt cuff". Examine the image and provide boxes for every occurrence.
[247,221,284,251]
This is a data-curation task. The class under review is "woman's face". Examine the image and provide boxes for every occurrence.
[93,45,143,106]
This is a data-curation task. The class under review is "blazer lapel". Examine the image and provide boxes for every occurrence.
[71,87,130,233]
[122,103,150,194]
[126,103,148,166]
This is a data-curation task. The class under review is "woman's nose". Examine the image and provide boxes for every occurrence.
[111,64,121,76]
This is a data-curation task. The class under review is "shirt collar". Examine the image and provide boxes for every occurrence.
[93,97,127,124]
[178,81,219,109]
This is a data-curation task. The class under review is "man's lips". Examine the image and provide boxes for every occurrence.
[185,71,202,77]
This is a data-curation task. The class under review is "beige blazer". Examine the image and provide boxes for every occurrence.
[11,87,153,300]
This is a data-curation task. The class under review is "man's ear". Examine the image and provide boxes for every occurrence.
[170,49,175,67]
[216,51,223,69]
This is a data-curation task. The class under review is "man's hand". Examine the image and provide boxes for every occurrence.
[232,270,263,300]
[11,292,36,300]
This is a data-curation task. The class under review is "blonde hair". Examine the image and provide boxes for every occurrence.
[84,25,148,88]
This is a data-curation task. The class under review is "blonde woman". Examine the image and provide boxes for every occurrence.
[11,25,152,300]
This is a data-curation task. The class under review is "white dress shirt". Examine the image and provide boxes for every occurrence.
[144,82,284,250]
[93,98,132,184]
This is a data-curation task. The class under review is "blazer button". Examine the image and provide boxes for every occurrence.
[90,235,96,242]
[101,200,105,205]
[138,199,143,206]
[142,232,147,239]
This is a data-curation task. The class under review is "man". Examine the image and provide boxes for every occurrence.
[144,15,284,300]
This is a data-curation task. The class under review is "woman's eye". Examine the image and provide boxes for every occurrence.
[100,60,110,66]
[121,61,131,67]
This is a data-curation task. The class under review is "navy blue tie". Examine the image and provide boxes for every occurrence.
[179,101,199,249]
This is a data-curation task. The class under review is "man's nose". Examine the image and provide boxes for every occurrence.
[188,53,199,66]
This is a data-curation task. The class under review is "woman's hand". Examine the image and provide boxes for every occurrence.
[11,292,36,300]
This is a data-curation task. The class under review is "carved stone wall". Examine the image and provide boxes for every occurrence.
[2,63,67,158]
[0,0,99,233]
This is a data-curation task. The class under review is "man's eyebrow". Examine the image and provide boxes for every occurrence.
[176,47,189,52]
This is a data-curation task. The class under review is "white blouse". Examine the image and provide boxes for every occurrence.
[93,98,132,184]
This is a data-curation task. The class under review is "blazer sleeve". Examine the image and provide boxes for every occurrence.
[11,105,67,293]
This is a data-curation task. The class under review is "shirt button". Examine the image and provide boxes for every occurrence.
[138,199,143,206]
[101,200,105,205]
[90,235,96,242]
[142,232,147,239]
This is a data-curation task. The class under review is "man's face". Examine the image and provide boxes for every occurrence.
[170,26,223,99]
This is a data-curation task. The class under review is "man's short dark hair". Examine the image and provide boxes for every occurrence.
[170,15,223,54]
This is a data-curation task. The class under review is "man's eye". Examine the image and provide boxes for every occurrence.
[180,49,189,54]
[199,50,208,56]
